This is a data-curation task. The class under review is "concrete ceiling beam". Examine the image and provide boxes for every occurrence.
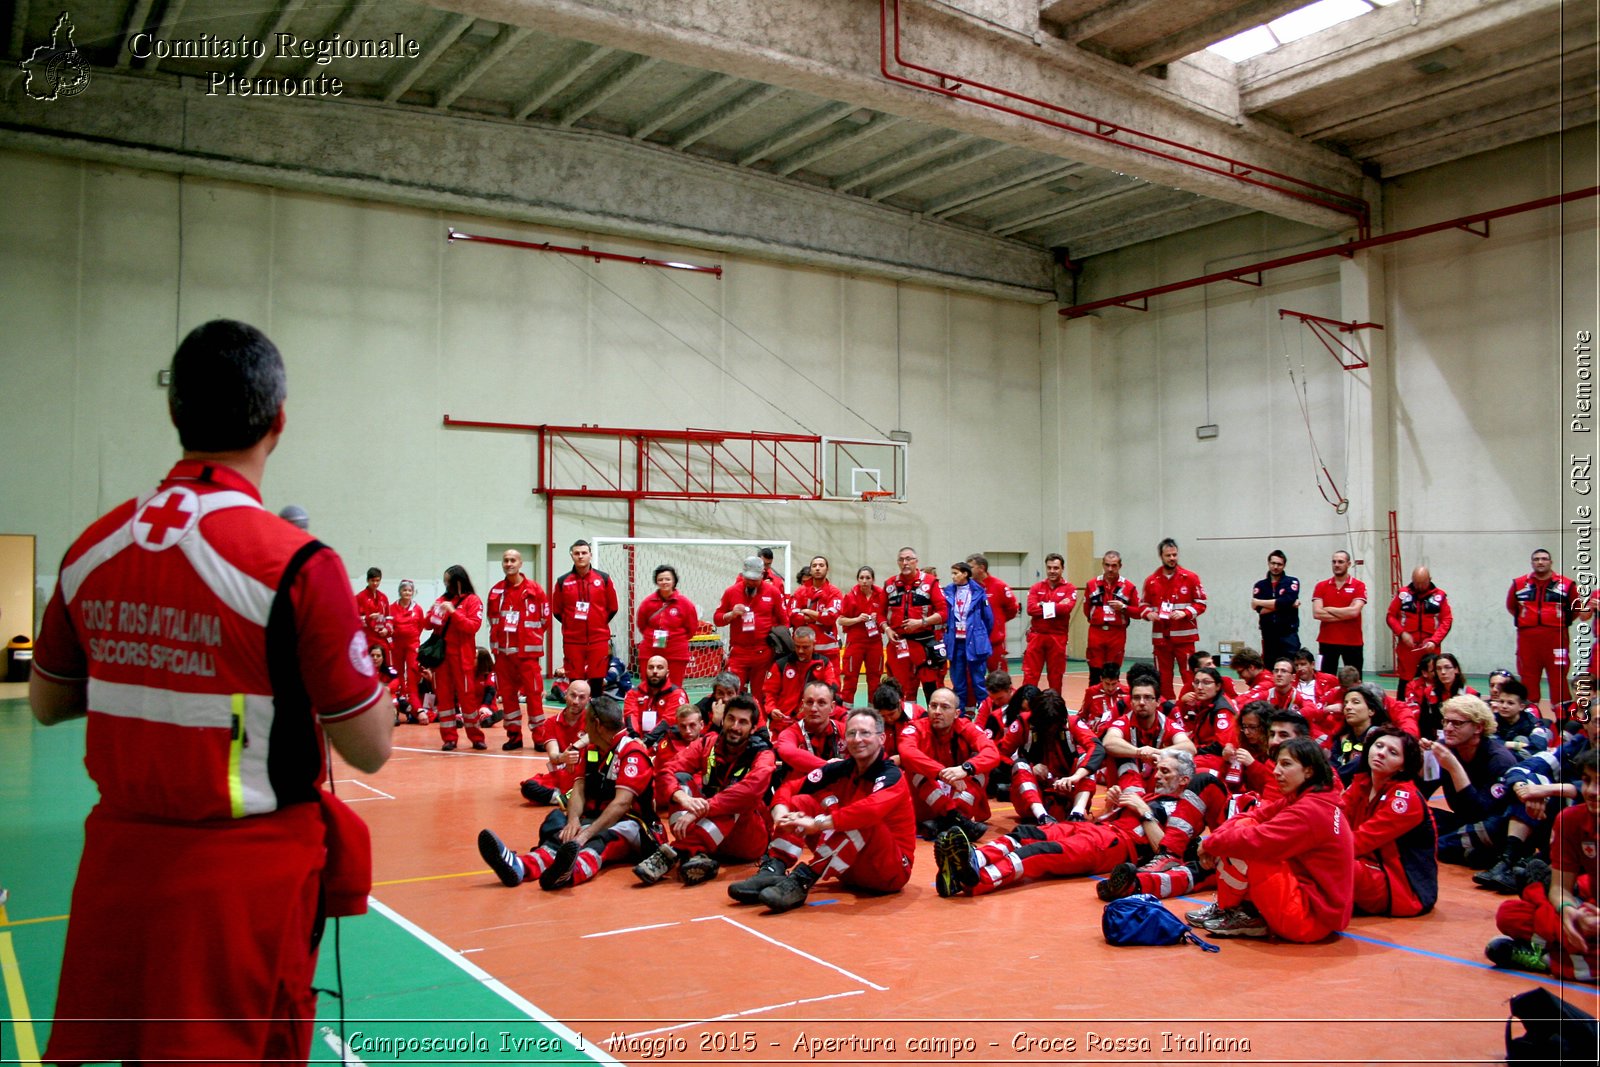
[430,0,1362,229]
[0,64,1055,299]
[512,41,612,120]
[1124,0,1309,72]
[557,52,658,126]
[288,1,370,80]
[770,112,905,176]
[240,0,309,80]
[735,101,856,165]
[631,73,733,139]
[925,158,1082,217]
[1241,0,1563,110]
[670,81,782,149]
[1046,0,1168,46]
[990,180,1151,236]
[1345,71,1597,159]
[832,130,965,192]
[114,0,156,70]
[1373,94,1599,176]
[435,24,533,108]
[383,12,474,103]
[1061,198,1250,259]
[140,0,187,72]
[866,138,1010,200]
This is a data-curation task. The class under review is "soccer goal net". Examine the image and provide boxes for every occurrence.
[590,538,792,689]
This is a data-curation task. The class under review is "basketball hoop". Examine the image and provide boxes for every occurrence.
[861,490,894,522]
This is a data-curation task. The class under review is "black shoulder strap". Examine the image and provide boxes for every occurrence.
[265,539,330,807]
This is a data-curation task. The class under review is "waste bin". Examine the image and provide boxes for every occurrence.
[6,635,32,683]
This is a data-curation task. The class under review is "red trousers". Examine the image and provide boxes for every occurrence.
[392,637,423,707]
[841,638,885,703]
[973,823,1134,894]
[886,638,942,694]
[435,654,486,745]
[672,810,771,863]
[1022,632,1067,692]
[1154,640,1196,700]
[1085,627,1128,671]
[767,822,911,892]
[1496,881,1598,981]
[1516,627,1571,705]
[908,770,987,823]
[728,647,775,702]
[1011,763,1095,820]
[563,639,610,682]
[1216,856,1334,942]
[494,652,542,740]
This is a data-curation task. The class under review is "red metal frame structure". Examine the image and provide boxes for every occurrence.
[447,228,724,276]
[1279,309,1383,371]
[1060,187,1600,318]
[879,0,1369,232]
[1388,509,1402,678]
[441,419,896,644]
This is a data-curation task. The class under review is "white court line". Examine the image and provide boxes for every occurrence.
[391,745,542,760]
[368,898,623,1066]
[338,779,396,800]
[582,921,681,939]
[691,914,888,991]
[618,990,866,1041]
[320,1026,368,1065]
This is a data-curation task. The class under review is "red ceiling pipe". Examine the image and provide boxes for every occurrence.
[879,0,1369,231]
[447,228,723,276]
[1060,186,1600,318]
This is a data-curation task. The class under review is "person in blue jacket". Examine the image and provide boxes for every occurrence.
[944,561,995,712]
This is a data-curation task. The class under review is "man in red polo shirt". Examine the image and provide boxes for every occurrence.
[1313,550,1367,675]
[1024,553,1077,692]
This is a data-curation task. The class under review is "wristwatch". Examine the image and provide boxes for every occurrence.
[961,761,977,775]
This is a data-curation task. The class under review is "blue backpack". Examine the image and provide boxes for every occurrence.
[1101,894,1220,952]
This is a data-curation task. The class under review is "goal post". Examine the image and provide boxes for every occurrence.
[590,537,792,688]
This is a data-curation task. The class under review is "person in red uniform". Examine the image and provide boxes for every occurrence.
[650,696,777,885]
[761,625,839,734]
[624,654,691,736]
[551,540,620,693]
[775,680,847,778]
[478,695,670,890]
[387,578,425,711]
[714,556,788,703]
[839,565,888,703]
[424,565,485,751]
[871,680,925,762]
[634,563,700,687]
[1141,538,1207,699]
[897,687,1002,838]
[1190,738,1355,939]
[933,752,1187,898]
[727,707,916,912]
[1291,648,1344,739]
[968,554,1021,672]
[1094,747,1231,902]
[1488,749,1600,979]
[1023,552,1076,693]
[758,546,786,593]
[884,546,948,701]
[355,567,392,665]
[1101,669,1196,792]
[1508,547,1591,707]
[972,669,1016,738]
[486,548,549,751]
[1081,550,1139,678]
[1000,688,1104,823]
[1385,566,1451,699]
[519,680,591,805]
[1338,727,1438,917]
[1078,666,1129,737]
[791,555,844,675]
[1313,550,1368,674]
[29,319,392,1064]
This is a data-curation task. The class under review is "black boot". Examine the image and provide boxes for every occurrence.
[759,862,819,912]
[729,854,790,903]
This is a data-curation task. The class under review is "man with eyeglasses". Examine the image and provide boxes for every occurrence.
[1421,694,1517,867]
[884,546,948,702]
[1507,548,1591,707]
[1249,549,1301,664]
[727,708,915,912]
[1313,550,1367,675]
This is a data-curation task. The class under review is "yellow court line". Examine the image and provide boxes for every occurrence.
[0,925,42,1066]
[373,869,489,887]
[0,913,69,929]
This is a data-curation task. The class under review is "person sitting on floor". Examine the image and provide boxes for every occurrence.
[897,686,1002,840]
[1338,727,1438,917]
[998,687,1104,824]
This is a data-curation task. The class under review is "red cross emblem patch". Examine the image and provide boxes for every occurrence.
[133,487,199,550]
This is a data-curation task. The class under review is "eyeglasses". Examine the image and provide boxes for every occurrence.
[1441,717,1472,728]
[844,730,880,739]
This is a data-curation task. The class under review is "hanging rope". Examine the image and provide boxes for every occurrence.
[1283,347,1349,515]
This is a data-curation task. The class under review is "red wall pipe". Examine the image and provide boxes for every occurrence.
[879,0,1368,230]
[1060,186,1600,318]
[447,228,723,276]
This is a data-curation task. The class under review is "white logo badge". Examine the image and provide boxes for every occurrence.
[349,631,374,676]
[132,486,200,551]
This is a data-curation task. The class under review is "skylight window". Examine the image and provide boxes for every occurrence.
[1208,0,1401,62]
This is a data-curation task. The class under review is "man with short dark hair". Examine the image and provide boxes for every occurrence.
[1313,550,1368,674]
[356,566,393,666]
[1250,550,1300,664]
[31,320,392,1063]
[479,696,670,890]
[1508,548,1591,706]
[1101,672,1195,793]
[1024,552,1077,692]
[715,555,789,704]
[551,541,620,694]
[1082,550,1139,679]
[760,625,838,734]
[728,708,916,912]
[648,695,776,886]
[1141,538,1207,699]
[791,556,844,675]
[775,680,847,777]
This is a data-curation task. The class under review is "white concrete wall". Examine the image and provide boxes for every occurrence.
[1056,124,1599,674]
[0,148,1049,625]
